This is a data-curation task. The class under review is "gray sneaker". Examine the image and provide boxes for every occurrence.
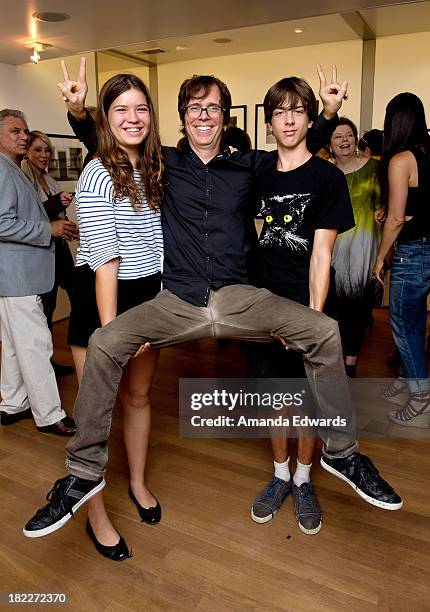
[251,476,291,523]
[292,482,322,535]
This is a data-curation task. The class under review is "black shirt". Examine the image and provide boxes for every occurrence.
[398,147,430,243]
[68,111,336,305]
[251,155,354,305]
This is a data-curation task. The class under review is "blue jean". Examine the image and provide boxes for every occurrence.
[389,239,430,393]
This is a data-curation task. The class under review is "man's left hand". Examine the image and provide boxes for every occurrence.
[317,64,348,120]
[133,342,151,358]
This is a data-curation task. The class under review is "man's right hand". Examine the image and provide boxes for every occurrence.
[58,57,88,120]
[50,220,78,241]
[59,191,73,207]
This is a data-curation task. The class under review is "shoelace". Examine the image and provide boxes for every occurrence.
[46,478,75,519]
[296,483,318,512]
[264,478,287,500]
[260,481,288,501]
[354,455,387,491]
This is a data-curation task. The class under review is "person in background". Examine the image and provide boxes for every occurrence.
[21,130,76,375]
[358,128,383,161]
[224,125,252,152]
[329,117,383,376]
[373,92,430,428]
[0,109,76,436]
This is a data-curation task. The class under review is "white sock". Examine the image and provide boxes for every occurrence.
[293,459,312,486]
[274,457,290,482]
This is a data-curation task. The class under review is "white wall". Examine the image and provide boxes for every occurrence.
[373,32,430,128]
[157,40,363,146]
[0,62,19,108]
[15,53,98,135]
[1,54,98,134]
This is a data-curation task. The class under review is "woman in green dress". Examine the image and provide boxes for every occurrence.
[330,117,383,376]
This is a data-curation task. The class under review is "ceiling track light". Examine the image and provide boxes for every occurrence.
[30,48,41,63]
[26,41,53,64]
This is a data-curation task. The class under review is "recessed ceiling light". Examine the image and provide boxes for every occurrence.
[213,38,232,44]
[294,28,304,34]
[32,12,71,23]
[176,45,188,51]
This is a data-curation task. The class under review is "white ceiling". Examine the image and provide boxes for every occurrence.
[361,2,430,35]
[103,14,362,67]
[1,0,427,66]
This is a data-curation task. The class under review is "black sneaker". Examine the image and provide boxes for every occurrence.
[23,475,105,538]
[251,476,292,523]
[292,482,322,535]
[320,453,403,510]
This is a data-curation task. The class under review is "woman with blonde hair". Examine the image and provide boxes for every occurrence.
[21,131,77,340]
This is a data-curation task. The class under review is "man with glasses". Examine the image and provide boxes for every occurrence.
[24,65,402,539]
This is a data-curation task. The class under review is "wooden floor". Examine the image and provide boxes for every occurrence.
[1,309,429,611]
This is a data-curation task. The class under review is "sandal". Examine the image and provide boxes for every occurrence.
[380,377,408,406]
[388,393,430,428]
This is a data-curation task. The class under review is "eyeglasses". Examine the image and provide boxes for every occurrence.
[185,104,224,118]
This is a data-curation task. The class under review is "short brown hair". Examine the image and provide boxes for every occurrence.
[263,77,317,123]
[177,75,232,130]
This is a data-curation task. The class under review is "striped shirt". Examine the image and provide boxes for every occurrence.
[75,159,163,279]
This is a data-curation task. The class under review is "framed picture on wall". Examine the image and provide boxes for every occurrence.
[254,104,276,151]
[46,134,87,182]
[254,100,320,150]
[229,105,247,132]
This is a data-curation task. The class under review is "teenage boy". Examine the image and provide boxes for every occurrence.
[24,65,402,540]
[249,78,354,534]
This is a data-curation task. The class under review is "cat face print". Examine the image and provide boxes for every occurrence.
[259,193,312,251]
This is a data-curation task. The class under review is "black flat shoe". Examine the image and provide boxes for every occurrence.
[85,520,131,561]
[128,487,161,524]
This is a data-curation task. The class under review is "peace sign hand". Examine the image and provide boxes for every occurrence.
[58,57,88,119]
[316,63,348,119]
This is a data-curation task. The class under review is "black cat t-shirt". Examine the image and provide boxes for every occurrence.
[252,155,354,305]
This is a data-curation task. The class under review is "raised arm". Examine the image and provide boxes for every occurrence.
[58,57,97,156]
[58,57,88,120]
[307,64,348,154]
[317,64,348,121]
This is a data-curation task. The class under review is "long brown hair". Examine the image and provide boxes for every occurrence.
[96,74,163,210]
